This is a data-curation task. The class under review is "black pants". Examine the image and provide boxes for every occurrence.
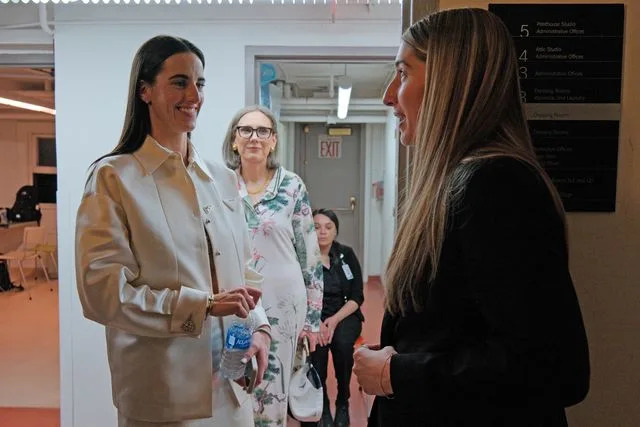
[311,314,362,408]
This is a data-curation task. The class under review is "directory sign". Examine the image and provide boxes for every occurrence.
[489,4,624,211]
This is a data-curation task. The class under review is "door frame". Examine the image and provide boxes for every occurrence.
[245,46,397,279]
[293,123,366,261]
[244,45,397,107]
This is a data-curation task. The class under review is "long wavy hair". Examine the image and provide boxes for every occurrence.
[96,35,205,162]
[385,8,565,316]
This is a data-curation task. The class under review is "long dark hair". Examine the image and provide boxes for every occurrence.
[96,35,205,162]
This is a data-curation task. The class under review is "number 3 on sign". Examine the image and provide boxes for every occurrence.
[519,66,528,79]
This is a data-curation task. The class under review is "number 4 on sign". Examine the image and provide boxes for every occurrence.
[519,49,528,62]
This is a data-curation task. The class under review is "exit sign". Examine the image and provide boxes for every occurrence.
[318,135,342,159]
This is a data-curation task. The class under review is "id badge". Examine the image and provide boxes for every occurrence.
[342,263,354,280]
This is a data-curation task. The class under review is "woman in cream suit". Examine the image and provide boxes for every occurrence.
[75,35,271,426]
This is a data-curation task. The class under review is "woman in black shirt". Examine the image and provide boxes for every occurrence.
[307,209,364,427]
[353,8,589,426]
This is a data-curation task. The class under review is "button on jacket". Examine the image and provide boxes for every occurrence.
[75,136,268,422]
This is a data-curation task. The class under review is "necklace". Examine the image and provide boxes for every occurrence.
[245,170,273,195]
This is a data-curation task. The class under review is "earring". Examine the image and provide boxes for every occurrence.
[270,146,275,152]
[232,143,238,152]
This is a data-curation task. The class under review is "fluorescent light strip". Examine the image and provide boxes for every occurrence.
[0,97,56,115]
[337,78,351,120]
[337,86,351,120]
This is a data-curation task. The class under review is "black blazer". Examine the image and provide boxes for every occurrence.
[369,158,589,427]
[325,241,365,321]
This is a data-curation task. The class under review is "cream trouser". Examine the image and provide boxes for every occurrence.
[117,376,253,427]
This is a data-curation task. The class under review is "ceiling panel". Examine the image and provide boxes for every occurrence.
[273,61,394,99]
[0,67,55,117]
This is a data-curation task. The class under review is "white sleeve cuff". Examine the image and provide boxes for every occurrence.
[244,264,264,288]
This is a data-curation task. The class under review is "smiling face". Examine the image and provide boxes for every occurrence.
[139,51,205,140]
[234,110,277,167]
[383,42,426,146]
[314,213,337,249]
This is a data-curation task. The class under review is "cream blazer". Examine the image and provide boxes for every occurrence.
[75,136,267,423]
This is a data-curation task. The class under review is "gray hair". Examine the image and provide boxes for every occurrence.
[222,104,281,170]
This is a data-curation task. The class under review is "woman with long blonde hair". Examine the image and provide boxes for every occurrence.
[354,8,589,426]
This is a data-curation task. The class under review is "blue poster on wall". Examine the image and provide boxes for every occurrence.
[260,63,277,108]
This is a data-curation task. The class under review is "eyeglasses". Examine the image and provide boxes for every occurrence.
[235,126,274,140]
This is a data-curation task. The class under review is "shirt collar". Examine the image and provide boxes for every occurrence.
[134,135,213,181]
[329,241,342,263]
[263,166,283,201]
[236,166,282,202]
[187,141,214,181]
[134,135,170,175]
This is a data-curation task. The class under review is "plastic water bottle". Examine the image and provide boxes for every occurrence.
[220,316,254,380]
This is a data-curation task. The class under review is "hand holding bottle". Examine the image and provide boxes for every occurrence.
[209,286,261,318]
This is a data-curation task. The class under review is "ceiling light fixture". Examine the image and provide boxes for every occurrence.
[0,97,55,115]
[337,75,351,119]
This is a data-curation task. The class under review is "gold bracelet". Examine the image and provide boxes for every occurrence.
[205,294,214,316]
[380,353,394,398]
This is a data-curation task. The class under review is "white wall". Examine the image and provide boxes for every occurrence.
[0,119,57,247]
[276,121,293,171]
[54,4,400,426]
[363,123,386,278]
[382,109,398,279]
[0,120,31,208]
[0,119,54,206]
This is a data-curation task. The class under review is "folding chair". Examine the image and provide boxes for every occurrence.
[0,226,52,300]
[36,243,58,279]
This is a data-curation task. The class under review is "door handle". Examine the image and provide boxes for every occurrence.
[329,196,357,213]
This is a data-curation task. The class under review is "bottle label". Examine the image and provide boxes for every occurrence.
[225,323,252,350]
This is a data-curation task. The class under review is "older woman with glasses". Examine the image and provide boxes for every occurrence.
[222,105,324,426]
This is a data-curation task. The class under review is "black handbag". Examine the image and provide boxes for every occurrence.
[0,261,14,292]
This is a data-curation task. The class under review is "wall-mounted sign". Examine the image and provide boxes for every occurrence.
[328,127,352,136]
[489,3,624,212]
[318,135,342,159]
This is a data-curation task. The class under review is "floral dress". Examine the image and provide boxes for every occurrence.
[236,167,323,427]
